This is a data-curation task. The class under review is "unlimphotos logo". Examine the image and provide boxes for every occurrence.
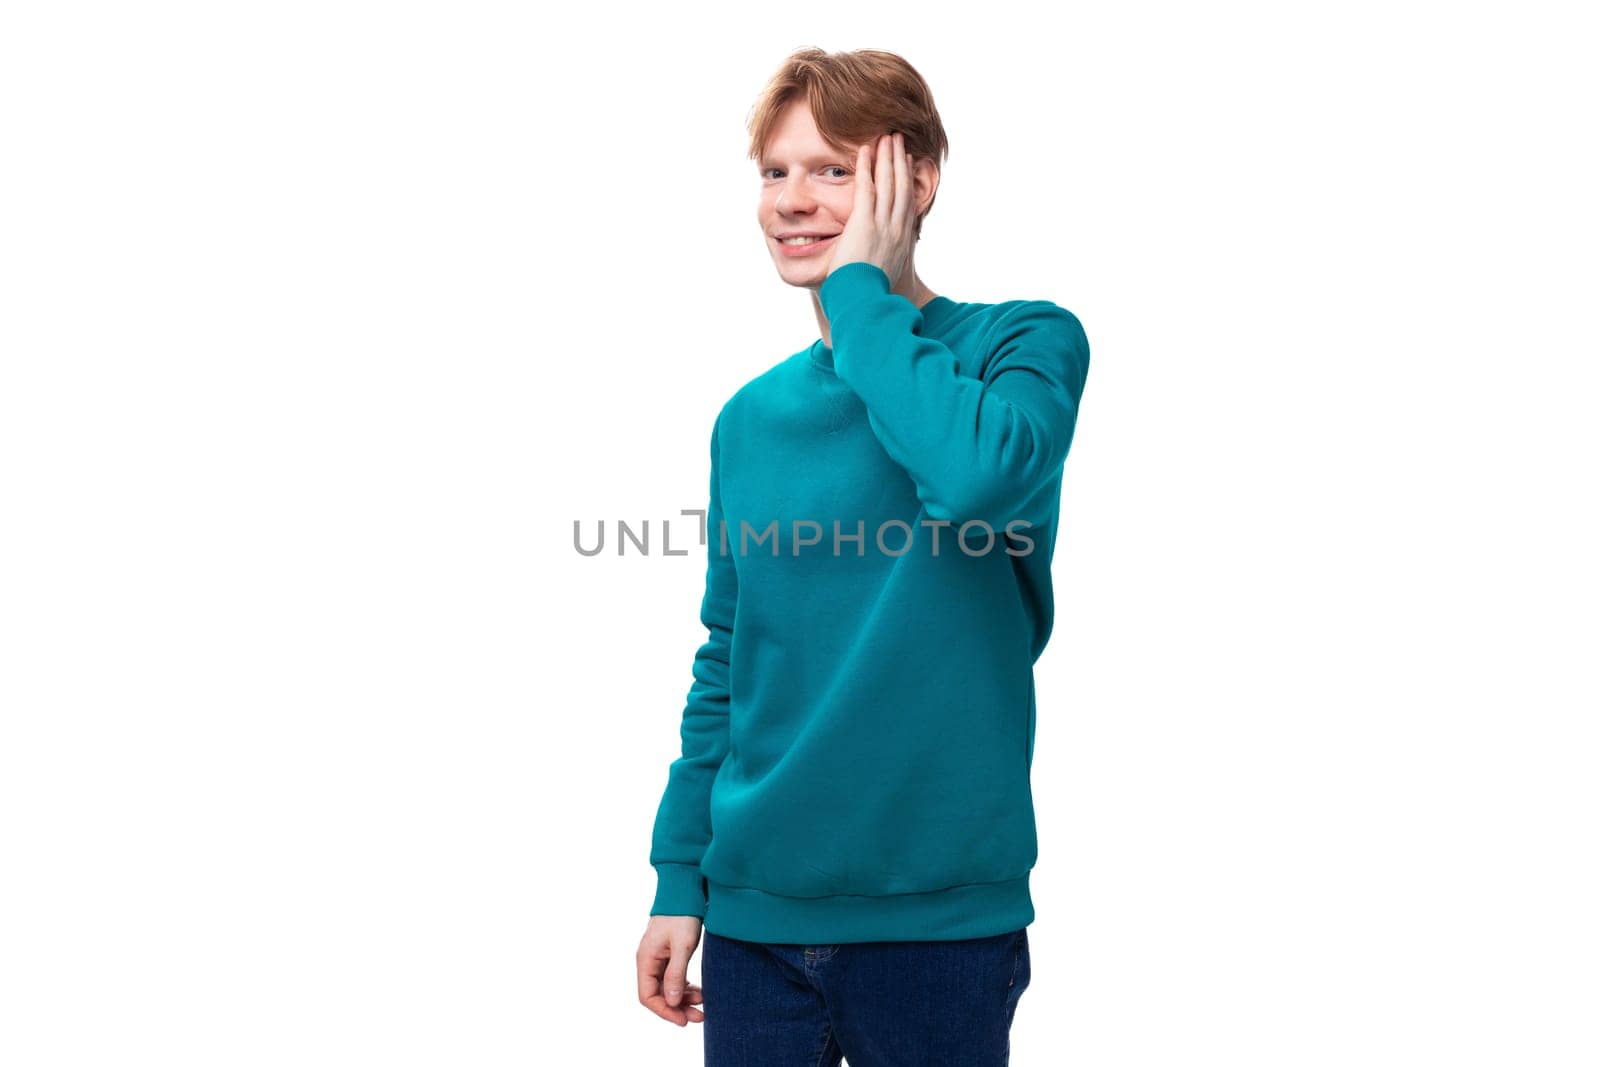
[574,511,1036,558]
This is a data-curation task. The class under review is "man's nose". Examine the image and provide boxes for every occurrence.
[775,177,817,214]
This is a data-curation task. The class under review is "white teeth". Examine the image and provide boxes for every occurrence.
[780,235,831,245]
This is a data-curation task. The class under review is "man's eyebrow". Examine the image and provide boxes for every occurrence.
[757,154,850,168]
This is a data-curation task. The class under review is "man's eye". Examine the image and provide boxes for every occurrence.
[761,168,782,179]
[825,166,849,178]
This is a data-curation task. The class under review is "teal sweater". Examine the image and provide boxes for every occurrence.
[649,262,1090,943]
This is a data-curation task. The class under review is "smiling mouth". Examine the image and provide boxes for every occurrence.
[777,234,838,245]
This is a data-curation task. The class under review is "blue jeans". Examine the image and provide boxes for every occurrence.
[701,927,1031,1066]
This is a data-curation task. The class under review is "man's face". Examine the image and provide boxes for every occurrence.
[756,100,857,288]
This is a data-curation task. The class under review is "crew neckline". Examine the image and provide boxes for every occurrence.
[810,295,957,371]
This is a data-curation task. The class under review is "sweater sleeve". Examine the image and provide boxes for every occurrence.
[647,411,737,917]
[818,262,1090,532]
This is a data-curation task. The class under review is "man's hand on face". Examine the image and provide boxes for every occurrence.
[828,131,918,285]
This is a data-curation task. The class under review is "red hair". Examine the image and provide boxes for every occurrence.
[747,48,950,239]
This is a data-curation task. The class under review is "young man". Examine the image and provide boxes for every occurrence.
[636,48,1090,1064]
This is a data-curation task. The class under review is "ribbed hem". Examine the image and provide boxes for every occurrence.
[703,874,1033,944]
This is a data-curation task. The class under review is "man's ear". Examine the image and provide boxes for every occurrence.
[912,157,939,219]
[911,157,939,233]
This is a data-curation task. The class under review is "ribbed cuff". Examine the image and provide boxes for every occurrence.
[650,862,708,917]
[818,261,893,326]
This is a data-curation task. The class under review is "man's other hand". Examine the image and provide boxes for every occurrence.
[637,914,706,1026]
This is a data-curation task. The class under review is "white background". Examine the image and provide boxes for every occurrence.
[3,2,1596,1064]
